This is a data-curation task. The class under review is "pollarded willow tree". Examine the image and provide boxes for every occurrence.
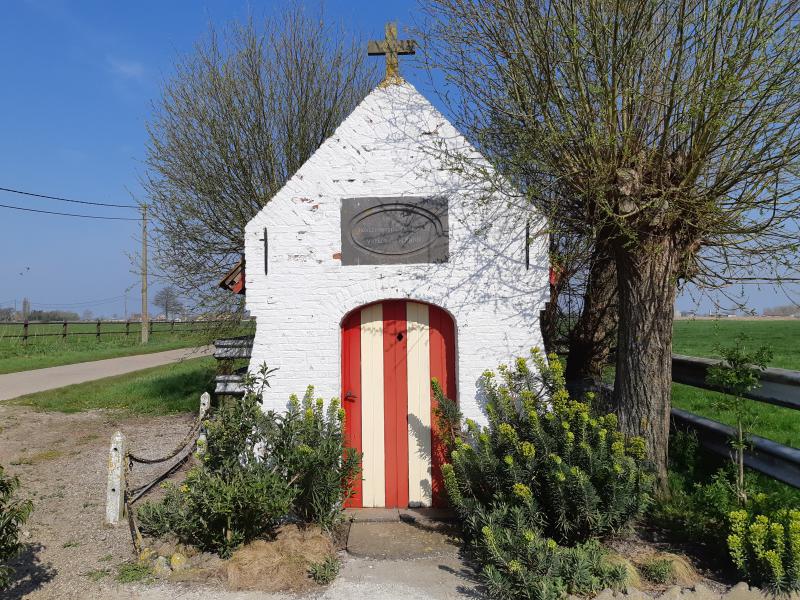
[423,0,800,486]
[144,3,376,318]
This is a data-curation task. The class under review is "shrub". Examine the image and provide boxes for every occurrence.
[441,349,653,545]
[654,430,800,592]
[0,464,32,590]
[138,367,295,557]
[138,365,359,558]
[652,431,800,550]
[271,386,360,530]
[706,337,772,504]
[145,467,295,558]
[653,466,741,546]
[473,510,628,600]
[438,350,652,599]
[728,509,800,593]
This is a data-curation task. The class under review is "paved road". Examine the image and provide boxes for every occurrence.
[0,346,213,401]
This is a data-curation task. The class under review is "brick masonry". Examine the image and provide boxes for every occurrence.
[244,81,549,425]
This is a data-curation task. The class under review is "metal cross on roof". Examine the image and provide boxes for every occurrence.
[368,22,416,86]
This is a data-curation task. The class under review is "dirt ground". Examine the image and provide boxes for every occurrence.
[0,404,482,600]
[3,403,755,600]
[0,404,196,599]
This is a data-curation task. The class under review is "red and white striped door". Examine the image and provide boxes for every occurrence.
[341,300,456,508]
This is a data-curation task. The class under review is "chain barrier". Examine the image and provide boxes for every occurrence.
[119,394,210,555]
[128,421,202,465]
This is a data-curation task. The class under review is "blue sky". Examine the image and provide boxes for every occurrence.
[0,0,789,318]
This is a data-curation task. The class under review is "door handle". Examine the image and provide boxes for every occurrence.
[344,391,357,402]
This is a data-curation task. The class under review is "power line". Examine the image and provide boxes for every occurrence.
[31,295,127,308]
[0,202,140,221]
[0,185,137,208]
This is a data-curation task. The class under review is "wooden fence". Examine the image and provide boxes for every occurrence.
[0,319,253,342]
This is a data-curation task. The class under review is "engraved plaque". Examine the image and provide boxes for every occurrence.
[341,197,448,265]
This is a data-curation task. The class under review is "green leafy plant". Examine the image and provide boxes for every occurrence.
[138,365,295,557]
[653,466,741,546]
[706,336,772,504]
[308,555,340,585]
[475,512,627,600]
[442,349,653,545]
[116,561,154,584]
[640,557,674,584]
[728,509,800,593]
[438,349,653,599]
[0,464,32,590]
[653,429,800,591]
[653,434,800,549]
[138,364,359,558]
[271,386,360,530]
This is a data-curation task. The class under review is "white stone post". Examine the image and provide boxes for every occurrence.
[106,430,127,526]
[196,392,211,458]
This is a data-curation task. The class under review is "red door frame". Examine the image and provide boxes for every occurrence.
[341,310,362,508]
[341,300,457,509]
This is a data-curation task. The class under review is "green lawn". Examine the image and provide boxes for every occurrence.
[671,319,800,448]
[672,319,800,369]
[6,356,216,415]
[0,335,206,374]
[0,321,254,374]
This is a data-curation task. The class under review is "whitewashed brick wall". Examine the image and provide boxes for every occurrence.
[244,82,549,425]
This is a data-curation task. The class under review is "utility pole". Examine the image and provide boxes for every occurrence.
[141,204,149,344]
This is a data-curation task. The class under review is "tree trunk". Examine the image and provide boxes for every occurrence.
[613,238,678,492]
[540,293,561,356]
[565,243,618,389]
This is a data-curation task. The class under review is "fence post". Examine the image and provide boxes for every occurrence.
[196,392,211,458]
[62,321,67,340]
[22,320,28,342]
[171,320,175,334]
[105,431,127,525]
[149,320,153,336]
[96,320,101,340]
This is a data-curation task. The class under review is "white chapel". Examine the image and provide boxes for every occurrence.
[238,24,549,508]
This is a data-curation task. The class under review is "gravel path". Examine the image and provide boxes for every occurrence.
[0,346,212,401]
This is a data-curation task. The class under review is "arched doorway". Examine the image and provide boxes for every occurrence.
[341,300,456,508]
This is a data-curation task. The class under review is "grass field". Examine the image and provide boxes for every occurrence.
[6,356,216,414]
[0,334,205,374]
[672,319,799,369]
[0,321,254,374]
[671,319,800,448]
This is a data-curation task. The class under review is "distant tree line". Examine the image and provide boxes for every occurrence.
[763,305,800,317]
[0,308,82,322]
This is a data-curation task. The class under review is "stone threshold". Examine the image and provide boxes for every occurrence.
[345,507,456,525]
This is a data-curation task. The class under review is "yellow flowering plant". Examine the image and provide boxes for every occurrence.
[727,509,800,593]
[435,350,652,600]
